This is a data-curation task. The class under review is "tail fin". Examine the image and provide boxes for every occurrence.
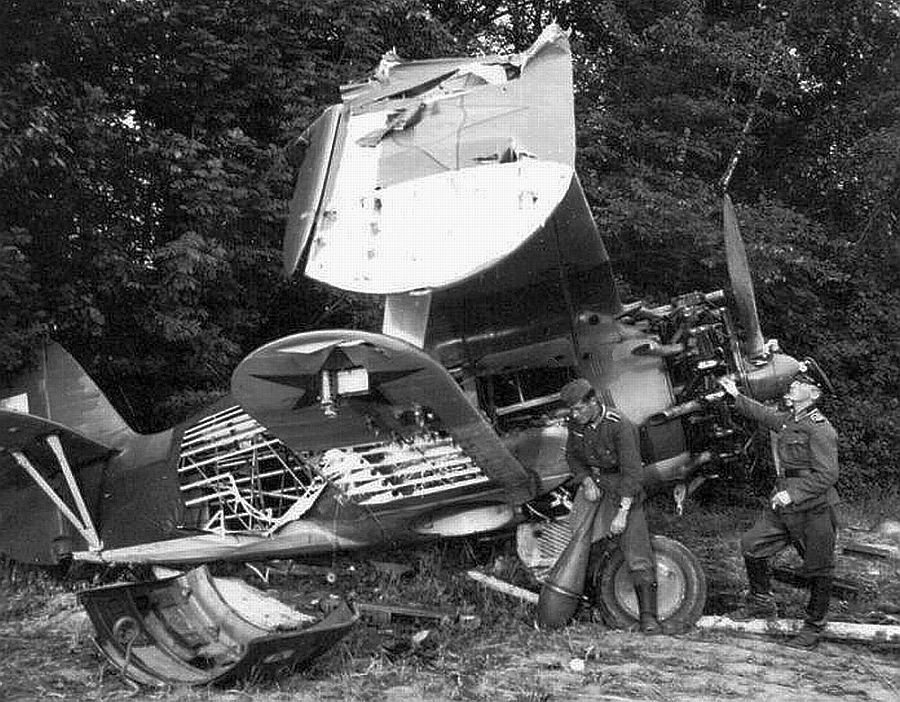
[0,342,140,449]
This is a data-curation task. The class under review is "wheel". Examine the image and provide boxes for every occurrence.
[111,615,142,647]
[588,535,707,629]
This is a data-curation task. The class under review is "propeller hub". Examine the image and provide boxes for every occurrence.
[744,353,803,401]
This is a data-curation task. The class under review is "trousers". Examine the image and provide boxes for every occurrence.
[569,479,654,579]
[741,500,837,578]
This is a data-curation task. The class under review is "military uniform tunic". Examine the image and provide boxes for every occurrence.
[734,395,840,577]
[566,406,654,579]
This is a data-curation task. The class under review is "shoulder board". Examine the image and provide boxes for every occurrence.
[605,410,621,423]
[808,410,826,423]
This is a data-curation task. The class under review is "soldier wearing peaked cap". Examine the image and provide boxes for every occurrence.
[559,378,666,635]
[719,368,840,649]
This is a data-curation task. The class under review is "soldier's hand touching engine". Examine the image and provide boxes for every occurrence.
[770,490,793,510]
[718,376,738,397]
[582,476,601,502]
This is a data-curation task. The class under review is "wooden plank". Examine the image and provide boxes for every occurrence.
[842,542,894,560]
[466,570,539,604]
[696,616,900,644]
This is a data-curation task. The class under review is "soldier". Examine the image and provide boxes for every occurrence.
[559,378,664,635]
[719,368,839,649]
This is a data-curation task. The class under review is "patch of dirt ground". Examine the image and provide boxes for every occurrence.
[0,599,897,702]
[1,499,898,701]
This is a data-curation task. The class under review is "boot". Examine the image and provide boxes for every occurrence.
[634,581,662,635]
[736,557,777,620]
[659,616,692,635]
[787,621,825,649]
[787,576,831,649]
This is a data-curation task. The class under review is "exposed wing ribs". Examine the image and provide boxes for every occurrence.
[177,405,326,536]
[177,406,491,535]
[318,435,489,504]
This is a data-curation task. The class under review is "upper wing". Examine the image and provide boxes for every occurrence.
[283,24,577,294]
[231,330,539,505]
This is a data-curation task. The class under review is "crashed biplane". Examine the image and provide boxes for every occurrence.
[1,26,808,631]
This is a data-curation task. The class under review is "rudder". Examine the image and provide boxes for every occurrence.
[0,341,139,450]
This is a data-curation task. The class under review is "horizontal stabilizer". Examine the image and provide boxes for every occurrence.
[0,410,115,472]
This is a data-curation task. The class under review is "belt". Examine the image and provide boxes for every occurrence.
[783,469,811,478]
[589,465,618,475]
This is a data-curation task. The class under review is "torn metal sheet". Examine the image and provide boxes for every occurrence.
[78,565,357,687]
[284,24,578,293]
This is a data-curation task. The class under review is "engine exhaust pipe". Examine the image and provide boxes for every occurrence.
[648,399,703,424]
[642,450,714,486]
[631,342,685,358]
[647,389,724,425]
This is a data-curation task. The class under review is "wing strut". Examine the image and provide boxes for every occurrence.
[11,434,103,551]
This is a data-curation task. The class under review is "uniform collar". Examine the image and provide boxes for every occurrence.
[793,405,817,422]
[587,404,608,428]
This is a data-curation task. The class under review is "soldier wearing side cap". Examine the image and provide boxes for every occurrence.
[719,363,839,649]
[559,378,666,635]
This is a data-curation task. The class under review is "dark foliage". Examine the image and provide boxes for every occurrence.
[1,0,897,493]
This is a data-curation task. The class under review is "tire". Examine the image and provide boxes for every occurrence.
[588,535,707,629]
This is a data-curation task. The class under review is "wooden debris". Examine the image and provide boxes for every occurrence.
[466,570,539,604]
[696,616,900,644]
[875,519,900,544]
[465,571,899,646]
[842,542,896,560]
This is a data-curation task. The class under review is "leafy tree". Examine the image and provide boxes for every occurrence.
[559,0,900,495]
[1,0,452,429]
[423,1,900,494]
[2,0,897,493]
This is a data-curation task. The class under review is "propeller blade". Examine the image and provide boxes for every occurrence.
[723,194,766,359]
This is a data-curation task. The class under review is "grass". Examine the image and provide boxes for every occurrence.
[1,489,898,701]
[840,483,900,529]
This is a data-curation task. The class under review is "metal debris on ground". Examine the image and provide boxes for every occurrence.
[78,565,358,687]
[355,600,457,626]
